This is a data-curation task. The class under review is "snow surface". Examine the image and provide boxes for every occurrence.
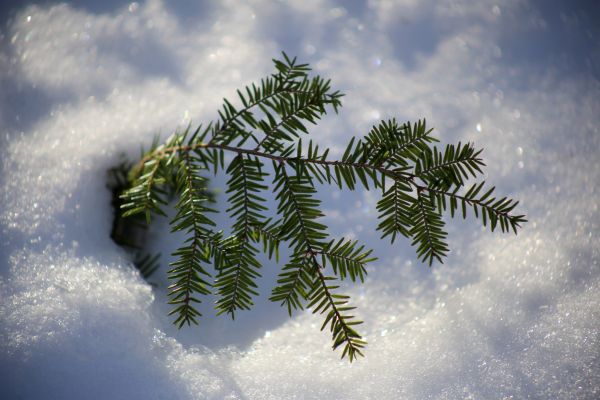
[1,0,599,399]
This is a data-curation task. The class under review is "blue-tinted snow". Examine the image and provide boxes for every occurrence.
[1,1,598,399]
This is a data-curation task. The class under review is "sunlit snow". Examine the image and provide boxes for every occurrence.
[1,1,599,399]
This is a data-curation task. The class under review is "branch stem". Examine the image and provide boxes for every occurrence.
[135,140,415,183]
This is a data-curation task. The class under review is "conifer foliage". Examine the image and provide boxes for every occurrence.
[120,53,526,361]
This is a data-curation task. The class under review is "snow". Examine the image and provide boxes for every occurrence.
[1,0,599,398]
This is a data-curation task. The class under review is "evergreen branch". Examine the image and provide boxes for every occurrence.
[269,162,325,312]
[210,53,341,148]
[390,119,438,160]
[214,155,267,317]
[428,182,527,234]
[360,119,438,169]
[254,77,342,153]
[414,142,484,188]
[376,179,414,243]
[130,136,524,253]
[319,238,376,282]
[120,156,168,224]
[167,153,215,327]
[308,267,366,362]
[253,91,323,152]
[249,219,282,261]
[409,189,449,265]
[270,162,366,359]
[208,62,295,146]
[132,140,410,194]
[118,53,526,362]
[200,231,238,272]
[270,255,314,315]
[130,136,523,261]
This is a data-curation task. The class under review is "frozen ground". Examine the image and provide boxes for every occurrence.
[0,1,599,399]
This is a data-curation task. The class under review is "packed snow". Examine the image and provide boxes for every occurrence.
[1,1,599,399]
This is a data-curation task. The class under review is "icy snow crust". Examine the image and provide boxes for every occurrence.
[1,1,599,399]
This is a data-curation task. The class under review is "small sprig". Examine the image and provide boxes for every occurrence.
[120,52,526,361]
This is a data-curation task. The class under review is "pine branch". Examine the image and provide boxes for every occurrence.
[409,189,449,265]
[429,182,527,233]
[268,161,366,360]
[127,125,523,316]
[209,64,295,146]
[254,76,342,153]
[119,53,526,361]
[319,238,376,282]
[214,154,267,317]
[377,179,414,243]
[210,54,341,148]
[270,254,314,315]
[249,219,282,261]
[308,266,366,362]
[121,156,168,224]
[363,119,438,169]
[269,161,325,312]
[167,153,215,327]
[414,142,484,188]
